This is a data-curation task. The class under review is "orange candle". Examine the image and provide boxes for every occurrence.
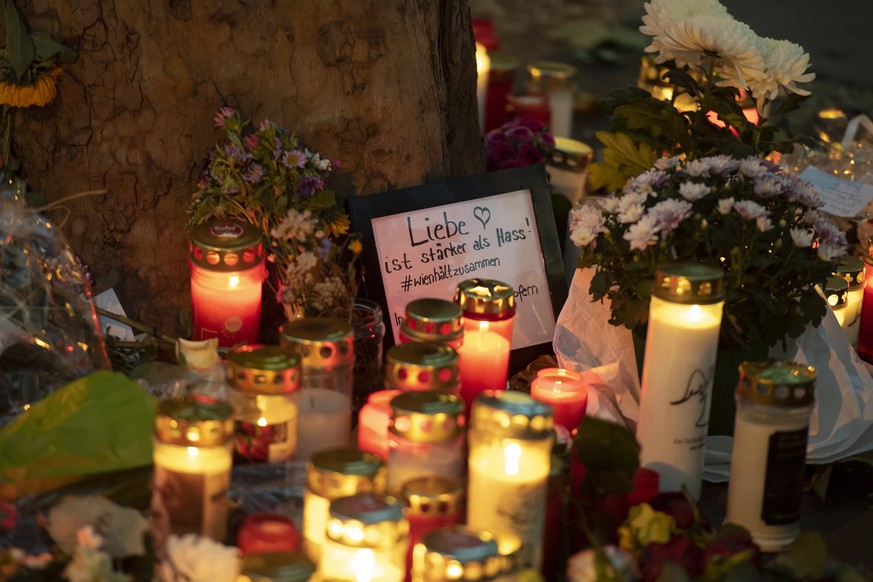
[189,219,265,347]
[358,389,403,461]
[457,325,510,415]
[530,368,589,433]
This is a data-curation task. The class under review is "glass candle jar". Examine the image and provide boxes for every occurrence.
[833,256,864,345]
[237,514,301,556]
[399,298,464,350]
[279,317,354,463]
[527,61,577,139]
[637,263,725,500]
[319,493,409,582]
[240,551,316,582]
[302,447,386,562]
[226,345,301,464]
[505,93,550,127]
[726,360,816,552]
[454,279,516,417]
[466,390,554,570]
[529,368,589,434]
[352,298,386,423]
[547,137,593,205]
[189,219,265,347]
[358,389,404,461]
[485,52,518,132]
[384,343,461,394]
[823,275,849,328]
[411,526,504,582]
[387,390,465,495]
[151,395,234,545]
[401,476,463,580]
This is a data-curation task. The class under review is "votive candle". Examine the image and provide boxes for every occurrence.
[358,389,404,462]
[530,367,589,433]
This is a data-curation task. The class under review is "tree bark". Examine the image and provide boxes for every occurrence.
[14,0,483,338]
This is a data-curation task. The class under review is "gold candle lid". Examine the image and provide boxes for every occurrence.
[471,390,554,440]
[384,343,460,392]
[307,447,386,499]
[326,493,409,548]
[527,60,577,91]
[549,137,593,172]
[189,219,264,272]
[278,317,354,368]
[241,552,316,582]
[389,390,465,443]
[652,262,725,304]
[824,276,849,308]
[226,345,301,394]
[416,526,503,581]
[833,256,864,288]
[737,360,816,407]
[454,279,516,319]
[401,476,463,518]
[154,395,234,446]
[400,298,464,344]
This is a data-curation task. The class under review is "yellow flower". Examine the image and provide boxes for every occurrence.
[348,239,363,255]
[325,212,351,237]
[0,65,62,107]
[624,503,676,547]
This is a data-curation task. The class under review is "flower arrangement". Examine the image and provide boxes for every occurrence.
[187,107,361,320]
[588,0,816,193]
[570,155,848,349]
[0,1,77,174]
[484,116,555,172]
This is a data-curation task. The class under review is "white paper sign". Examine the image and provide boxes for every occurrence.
[799,165,873,218]
[370,189,556,350]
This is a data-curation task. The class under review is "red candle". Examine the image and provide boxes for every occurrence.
[189,219,265,347]
[457,327,510,417]
[237,513,300,556]
[858,256,873,364]
[357,389,403,461]
[530,368,589,433]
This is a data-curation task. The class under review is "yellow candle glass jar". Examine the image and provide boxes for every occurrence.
[151,395,234,544]
[302,447,386,562]
[318,493,409,582]
[466,390,553,570]
[226,344,301,464]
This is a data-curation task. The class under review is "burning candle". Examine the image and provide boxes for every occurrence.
[454,279,516,417]
[411,526,504,582]
[401,476,463,580]
[476,42,491,132]
[833,257,864,345]
[466,390,554,570]
[303,447,385,562]
[189,219,265,347]
[358,389,404,461]
[237,513,300,555]
[856,247,873,363]
[151,396,233,546]
[527,61,577,139]
[319,493,409,582]
[823,276,849,328]
[530,367,589,434]
[636,263,725,500]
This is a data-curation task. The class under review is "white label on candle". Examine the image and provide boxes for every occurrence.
[152,464,229,542]
[294,388,352,463]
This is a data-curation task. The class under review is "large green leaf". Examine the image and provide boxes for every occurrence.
[589,131,658,193]
[4,0,35,80]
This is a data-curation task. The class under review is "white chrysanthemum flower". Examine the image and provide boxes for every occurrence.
[788,176,823,207]
[733,200,769,220]
[653,155,683,171]
[649,198,693,234]
[617,192,649,223]
[738,157,768,178]
[705,154,739,174]
[717,197,735,215]
[679,181,710,201]
[790,227,814,248]
[647,15,764,88]
[599,195,620,214]
[633,169,668,188]
[569,204,607,247]
[684,158,714,177]
[753,174,786,198]
[756,216,773,232]
[748,37,815,103]
[640,0,729,43]
[818,241,845,262]
[160,534,240,582]
[623,214,660,251]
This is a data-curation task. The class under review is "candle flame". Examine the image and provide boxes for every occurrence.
[186,446,199,459]
[351,548,376,582]
[504,442,521,476]
[688,304,703,322]
[228,275,240,289]
[257,417,267,427]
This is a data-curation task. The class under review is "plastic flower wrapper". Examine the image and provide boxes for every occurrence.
[159,533,240,582]
[0,371,155,499]
[46,495,148,558]
[1,186,110,422]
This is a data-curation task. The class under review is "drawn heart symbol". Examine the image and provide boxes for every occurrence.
[473,206,491,229]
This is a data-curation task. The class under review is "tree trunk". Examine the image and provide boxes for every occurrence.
[13,0,483,338]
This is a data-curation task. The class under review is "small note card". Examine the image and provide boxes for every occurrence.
[799,165,873,218]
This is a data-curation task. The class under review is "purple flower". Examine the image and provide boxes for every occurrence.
[506,125,534,142]
[243,163,264,184]
[484,130,508,145]
[516,142,545,165]
[283,149,307,169]
[486,141,517,171]
[299,175,323,197]
[223,143,242,159]
[213,106,237,128]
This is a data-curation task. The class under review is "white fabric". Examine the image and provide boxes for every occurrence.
[555,268,873,482]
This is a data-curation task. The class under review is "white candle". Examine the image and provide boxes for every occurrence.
[294,388,352,464]
[476,42,490,132]
[319,546,404,582]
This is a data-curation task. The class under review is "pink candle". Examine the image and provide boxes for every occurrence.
[529,368,588,433]
[457,327,510,417]
[357,389,402,461]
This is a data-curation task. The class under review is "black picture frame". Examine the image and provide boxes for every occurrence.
[348,164,568,374]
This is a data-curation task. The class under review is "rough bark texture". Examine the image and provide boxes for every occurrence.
[14,0,483,338]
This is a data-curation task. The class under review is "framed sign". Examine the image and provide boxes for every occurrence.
[348,164,568,373]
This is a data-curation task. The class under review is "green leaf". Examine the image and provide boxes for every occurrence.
[30,31,78,64]
[307,188,336,210]
[590,131,659,192]
[613,99,689,148]
[4,0,35,81]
